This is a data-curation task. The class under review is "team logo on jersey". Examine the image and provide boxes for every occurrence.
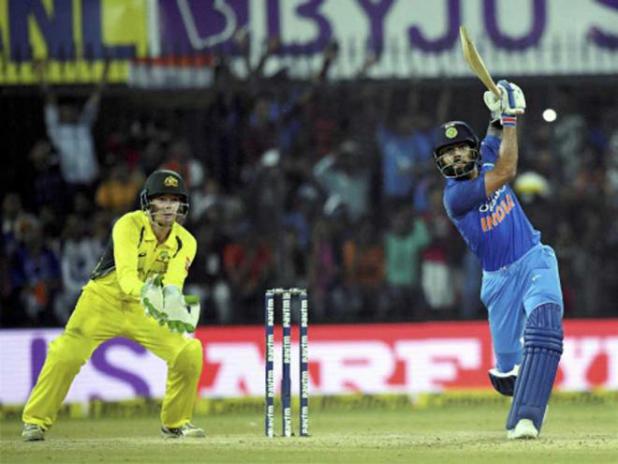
[445,127,458,139]
[157,251,170,263]
[164,176,179,187]
[480,193,516,232]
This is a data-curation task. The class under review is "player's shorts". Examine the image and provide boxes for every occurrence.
[480,244,563,369]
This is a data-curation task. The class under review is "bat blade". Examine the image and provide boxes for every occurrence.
[459,26,501,98]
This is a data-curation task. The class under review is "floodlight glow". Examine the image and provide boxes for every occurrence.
[543,109,557,122]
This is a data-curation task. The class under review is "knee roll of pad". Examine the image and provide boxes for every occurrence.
[506,303,563,431]
[523,303,563,354]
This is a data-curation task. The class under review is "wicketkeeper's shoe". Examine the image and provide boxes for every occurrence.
[161,423,205,439]
[507,419,539,440]
[22,423,46,441]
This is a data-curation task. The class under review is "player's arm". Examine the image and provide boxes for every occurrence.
[160,233,200,333]
[484,126,518,196]
[112,216,144,298]
[33,60,56,106]
[163,233,197,289]
[80,59,109,126]
[482,80,526,196]
[34,60,61,135]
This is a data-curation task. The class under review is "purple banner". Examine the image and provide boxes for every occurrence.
[31,337,152,398]
[158,0,249,54]
[2,0,616,83]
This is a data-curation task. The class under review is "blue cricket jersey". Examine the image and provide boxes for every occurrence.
[443,135,540,271]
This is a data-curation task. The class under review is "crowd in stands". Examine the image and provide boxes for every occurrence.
[2,44,617,327]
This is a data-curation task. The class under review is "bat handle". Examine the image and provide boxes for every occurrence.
[489,82,501,98]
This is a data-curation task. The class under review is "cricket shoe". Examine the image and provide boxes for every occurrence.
[507,419,539,440]
[22,423,46,441]
[161,423,205,439]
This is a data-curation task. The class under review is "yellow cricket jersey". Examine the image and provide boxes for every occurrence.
[85,210,197,302]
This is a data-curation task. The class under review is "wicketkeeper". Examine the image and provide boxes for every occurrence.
[22,169,205,441]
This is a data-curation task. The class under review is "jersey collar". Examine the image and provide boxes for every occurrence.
[141,211,179,247]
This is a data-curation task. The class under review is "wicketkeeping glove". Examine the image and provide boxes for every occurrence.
[483,80,526,127]
[161,285,201,334]
[140,275,167,325]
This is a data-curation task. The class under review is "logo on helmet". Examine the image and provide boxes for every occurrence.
[445,127,458,139]
[164,176,179,187]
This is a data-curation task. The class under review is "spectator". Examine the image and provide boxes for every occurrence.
[95,163,144,215]
[2,193,25,256]
[383,207,430,320]
[35,60,110,192]
[377,112,433,211]
[421,199,458,315]
[341,219,385,320]
[278,226,308,291]
[186,215,232,325]
[54,215,99,323]
[223,228,274,322]
[29,140,67,214]
[160,139,205,190]
[4,70,617,324]
[313,139,371,224]
[244,149,286,235]
[7,216,62,326]
[308,210,346,322]
[283,183,322,252]
[552,93,586,182]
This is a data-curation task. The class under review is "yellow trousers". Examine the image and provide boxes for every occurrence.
[22,288,203,429]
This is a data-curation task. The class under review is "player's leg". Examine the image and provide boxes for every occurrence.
[22,289,121,440]
[506,245,564,439]
[127,304,204,438]
[482,271,526,396]
[506,303,562,438]
[159,340,204,438]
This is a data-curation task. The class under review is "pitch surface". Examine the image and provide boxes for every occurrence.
[1,403,616,464]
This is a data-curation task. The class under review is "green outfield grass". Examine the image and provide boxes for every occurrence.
[1,401,617,464]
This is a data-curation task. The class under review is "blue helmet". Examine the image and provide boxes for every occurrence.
[433,121,480,179]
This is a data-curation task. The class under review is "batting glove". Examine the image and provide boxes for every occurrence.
[483,89,502,123]
[483,80,526,127]
[161,286,201,334]
[141,275,167,325]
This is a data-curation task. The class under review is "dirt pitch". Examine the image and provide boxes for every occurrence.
[1,402,616,464]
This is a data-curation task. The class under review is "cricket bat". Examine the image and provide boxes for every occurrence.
[459,26,501,98]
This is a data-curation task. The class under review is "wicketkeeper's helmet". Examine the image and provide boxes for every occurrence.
[140,169,189,221]
[433,121,480,179]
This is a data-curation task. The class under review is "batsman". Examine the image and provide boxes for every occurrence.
[22,169,205,441]
[433,81,563,439]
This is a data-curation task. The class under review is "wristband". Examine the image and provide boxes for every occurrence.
[501,114,517,127]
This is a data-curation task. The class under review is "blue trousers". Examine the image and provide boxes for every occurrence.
[481,245,563,372]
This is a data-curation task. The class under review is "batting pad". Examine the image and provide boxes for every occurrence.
[506,303,563,431]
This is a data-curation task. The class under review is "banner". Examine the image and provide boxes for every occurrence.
[1,319,617,405]
[148,0,618,81]
[0,0,149,84]
[1,0,617,85]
